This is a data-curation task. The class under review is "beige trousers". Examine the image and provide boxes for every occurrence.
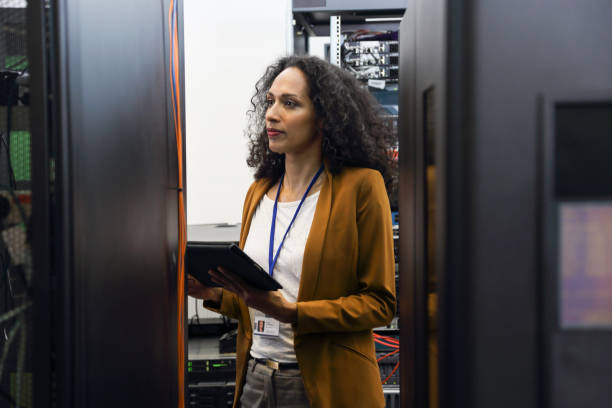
[239,358,310,408]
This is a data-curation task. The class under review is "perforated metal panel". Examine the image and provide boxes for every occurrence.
[0,1,33,407]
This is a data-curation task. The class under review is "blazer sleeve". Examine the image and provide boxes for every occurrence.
[203,288,242,320]
[293,171,396,335]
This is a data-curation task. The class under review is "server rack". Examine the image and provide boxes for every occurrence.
[293,3,404,406]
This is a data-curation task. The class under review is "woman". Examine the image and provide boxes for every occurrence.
[188,55,396,408]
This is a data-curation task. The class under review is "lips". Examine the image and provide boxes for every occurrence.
[267,128,284,137]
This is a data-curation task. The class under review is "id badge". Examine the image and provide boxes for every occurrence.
[253,314,280,337]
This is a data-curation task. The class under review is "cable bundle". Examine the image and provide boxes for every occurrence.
[168,1,186,406]
[374,333,399,384]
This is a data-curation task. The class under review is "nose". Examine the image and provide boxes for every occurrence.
[265,100,280,123]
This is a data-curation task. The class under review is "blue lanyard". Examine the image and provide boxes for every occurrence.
[268,166,324,277]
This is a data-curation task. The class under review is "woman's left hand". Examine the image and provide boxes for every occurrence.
[209,267,297,324]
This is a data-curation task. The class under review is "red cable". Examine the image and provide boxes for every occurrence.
[373,332,398,339]
[374,333,399,344]
[382,361,400,384]
[373,332,398,340]
[374,342,398,349]
[374,338,399,349]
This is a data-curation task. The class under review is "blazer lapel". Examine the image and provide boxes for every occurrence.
[239,180,270,249]
[297,167,333,301]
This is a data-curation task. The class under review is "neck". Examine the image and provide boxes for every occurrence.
[283,150,323,193]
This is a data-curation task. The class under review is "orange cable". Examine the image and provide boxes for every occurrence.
[168,1,186,407]
[173,25,183,169]
[168,1,178,136]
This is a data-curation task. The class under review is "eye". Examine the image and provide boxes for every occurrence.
[265,98,274,107]
[284,100,297,107]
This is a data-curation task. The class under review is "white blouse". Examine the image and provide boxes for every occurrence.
[243,190,320,363]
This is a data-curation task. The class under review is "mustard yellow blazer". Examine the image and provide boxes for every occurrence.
[207,166,396,408]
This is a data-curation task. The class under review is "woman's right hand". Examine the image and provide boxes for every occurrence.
[187,273,222,304]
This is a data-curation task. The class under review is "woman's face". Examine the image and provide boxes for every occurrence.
[265,67,320,156]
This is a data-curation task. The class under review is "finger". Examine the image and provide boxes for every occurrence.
[216,266,249,291]
[209,270,238,292]
[211,276,239,296]
[209,269,229,285]
[209,273,229,288]
[212,268,242,290]
[211,269,250,299]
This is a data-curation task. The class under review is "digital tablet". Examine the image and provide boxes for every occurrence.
[186,242,282,291]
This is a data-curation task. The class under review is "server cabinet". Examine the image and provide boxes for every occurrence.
[399,1,612,407]
[29,0,186,406]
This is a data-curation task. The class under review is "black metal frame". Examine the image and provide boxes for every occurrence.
[398,3,418,407]
[437,2,474,407]
[27,0,57,406]
[29,0,75,405]
[51,0,76,405]
[400,1,473,407]
[27,0,48,405]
